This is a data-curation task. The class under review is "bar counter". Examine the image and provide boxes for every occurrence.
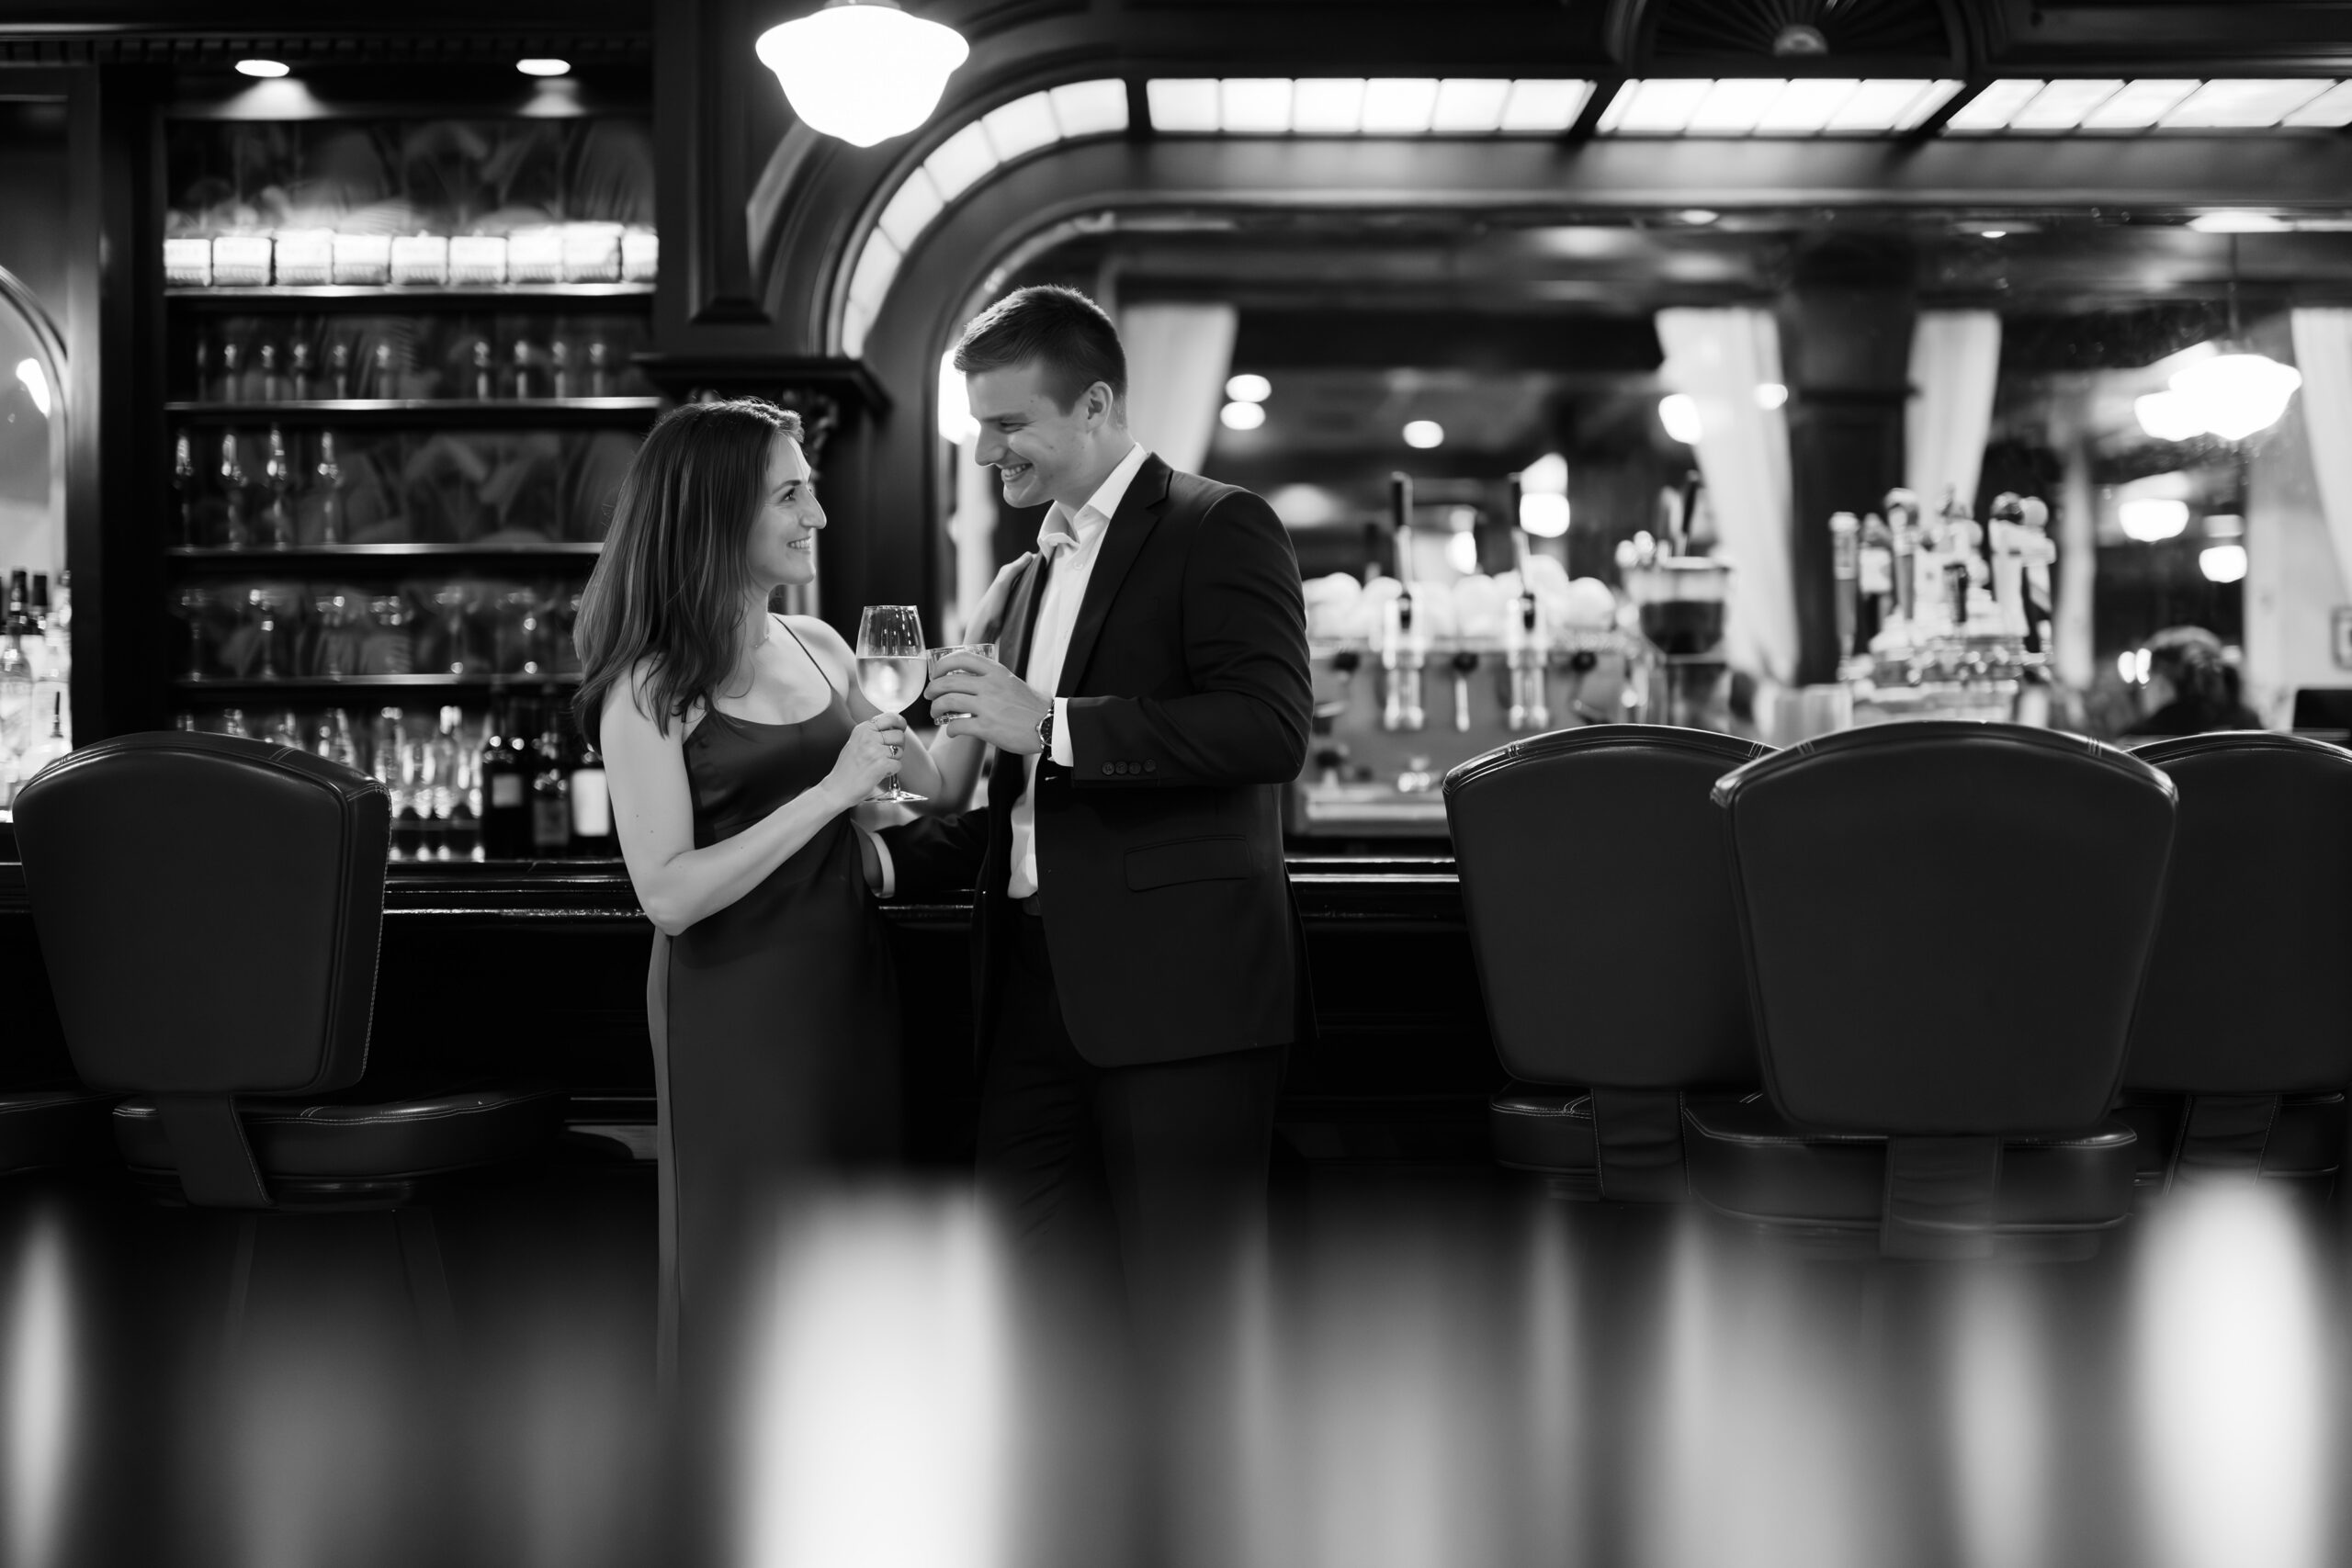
[0,852,1500,1167]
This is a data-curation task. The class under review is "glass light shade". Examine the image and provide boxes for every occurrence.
[756,2,970,150]
[1519,493,1571,537]
[1520,452,1569,496]
[1219,400,1265,432]
[1226,373,1272,403]
[2118,498,2190,542]
[2135,390,2207,443]
[2199,543,2249,583]
[2169,352,2303,442]
[1402,419,1444,449]
[1658,392,1702,445]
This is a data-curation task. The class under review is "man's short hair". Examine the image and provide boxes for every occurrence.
[953,285,1126,410]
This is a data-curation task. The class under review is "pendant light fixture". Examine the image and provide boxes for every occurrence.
[2166,234,2302,442]
[755,0,969,149]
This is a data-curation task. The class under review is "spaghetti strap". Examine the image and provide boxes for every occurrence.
[773,615,842,701]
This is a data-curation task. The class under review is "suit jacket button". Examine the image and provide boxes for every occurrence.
[1101,762,1114,775]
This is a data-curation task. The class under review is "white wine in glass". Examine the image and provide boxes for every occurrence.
[855,604,926,803]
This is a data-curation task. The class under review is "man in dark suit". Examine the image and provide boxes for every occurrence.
[878,286,1311,1323]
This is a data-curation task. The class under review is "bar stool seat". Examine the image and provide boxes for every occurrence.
[1683,1097,2140,1255]
[0,1088,118,1175]
[1488,1088,1594,1179]
[111,1084,566,1198]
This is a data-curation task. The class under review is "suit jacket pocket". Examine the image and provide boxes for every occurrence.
[1125,834,1256,891]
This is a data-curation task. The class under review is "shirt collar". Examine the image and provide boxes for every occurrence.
[1038,443,1149,557]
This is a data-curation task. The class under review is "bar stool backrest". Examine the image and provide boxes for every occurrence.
[14,732,387,1098]
[1712,721,2176,1134]
[2126,731,2352,1092]
[1445,724,1770,1089]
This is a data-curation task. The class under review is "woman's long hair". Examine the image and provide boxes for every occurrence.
[573,399,802,749]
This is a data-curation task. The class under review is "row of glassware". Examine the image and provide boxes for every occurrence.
[181,314,650,402]
[169,579,584,683]
[171,427,632,549]
[163,223,658,288]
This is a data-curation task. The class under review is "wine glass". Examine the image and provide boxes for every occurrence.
[854,604,926,804]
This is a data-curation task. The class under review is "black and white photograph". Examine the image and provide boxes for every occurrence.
[3,2,2352,1563]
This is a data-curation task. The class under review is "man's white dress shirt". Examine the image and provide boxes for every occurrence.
[859,443,1148,903]
[1007,441,1148,899]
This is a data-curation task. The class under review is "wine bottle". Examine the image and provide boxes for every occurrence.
[529,703,571,855]
[569,705,614,855]
[479,693,533,859]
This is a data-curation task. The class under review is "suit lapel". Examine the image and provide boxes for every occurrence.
[997,551,1048,679]
[1058,454,1172,698]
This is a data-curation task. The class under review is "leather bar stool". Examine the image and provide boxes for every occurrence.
[1445,725,1770,1201]
[1697,722,2174,1258]
[2121,732,2352,1196]
[13,732,564,1211]
[0,1089,117,1176]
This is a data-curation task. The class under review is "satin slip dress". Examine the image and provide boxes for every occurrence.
[646,624,901,1377]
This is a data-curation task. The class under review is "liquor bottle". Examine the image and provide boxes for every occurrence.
[329,340,353,400]
[314,707,360,772]
[262,426,296,548]
[173,431,199,547]
[288,340,314,401]
[23,688,67,779]
[0,570,31,776]
[472,339,496,402]
[371,341,396,399]
[1858,512,1894,645]
[193,336,212,402]
[569,705,614,855]
[29,574,68,751]
[445,707,483,862]
[529,704,571,855]
[221,707,252,740]
[588,340,611,397]
[219,431,251,548]
[219,340,243,404]
[512,338,535,400]
[258,342,284,402]
[315,431,345,547]
[425,705,468,861]
[549,340,572,400]
[479,694,533,858]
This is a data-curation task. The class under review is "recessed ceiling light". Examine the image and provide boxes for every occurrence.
[1220,400,1266,432]
[517,59,571,77]
[234,60,289,78]
[1978,229,2008,239]
[1402,419,1444,449]
[1678,209,1720,224]
[1226,373,1272,403]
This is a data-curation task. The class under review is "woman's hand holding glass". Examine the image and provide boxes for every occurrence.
[854,605,927,802]
[822,713,910,809]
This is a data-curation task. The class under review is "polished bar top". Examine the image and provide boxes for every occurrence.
[0,851,1468,927]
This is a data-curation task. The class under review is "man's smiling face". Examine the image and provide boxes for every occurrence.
[967,360,1114,511]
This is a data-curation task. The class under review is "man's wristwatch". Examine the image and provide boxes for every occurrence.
[1035,708,1054,757]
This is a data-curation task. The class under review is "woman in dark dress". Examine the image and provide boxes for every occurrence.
[571,400,942,1455]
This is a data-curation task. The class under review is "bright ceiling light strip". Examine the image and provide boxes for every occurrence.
[1293,78,1367,133]
[2080,78,2199,130]
[1360,78,1442,133]
[2163,78,2332,128]
[1147,78,1219,133]
[1220,78,1294,134]
[1047,79,1130,138]
[1756,77,1862,133]
[1838,78,1957,132]
[1602,77,1713,133]
[1500,79,1589,131]
[919,120,1000,201]
[980,92,1059,162]
[1944,79,2046,132]
[1430,79,1513,133]
[2283,81,2352,127]
[1686,77,1788,135]
[873,165,945,252]
[2008,78,2124,130]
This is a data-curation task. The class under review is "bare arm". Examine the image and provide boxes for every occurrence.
[603,666,904,936]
